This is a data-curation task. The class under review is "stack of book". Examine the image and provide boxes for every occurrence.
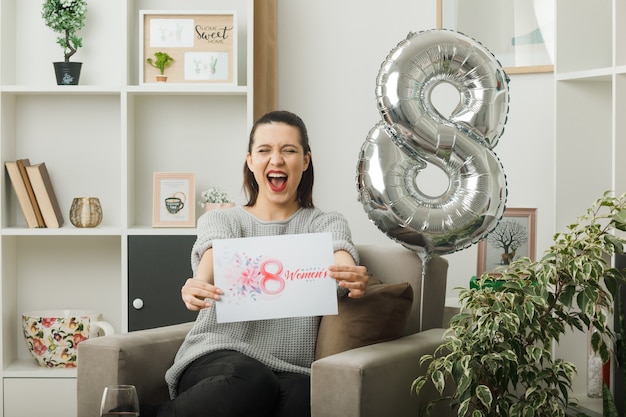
[5,159,64,228]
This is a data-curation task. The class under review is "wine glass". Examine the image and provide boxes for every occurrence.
[100,385,140,416]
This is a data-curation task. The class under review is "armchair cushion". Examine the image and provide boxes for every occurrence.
[315,280,413,359]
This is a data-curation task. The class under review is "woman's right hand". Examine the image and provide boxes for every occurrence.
[181,278,222,311]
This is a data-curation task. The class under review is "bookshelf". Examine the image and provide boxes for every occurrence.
[554,0,625,412]
[0,0,254,416]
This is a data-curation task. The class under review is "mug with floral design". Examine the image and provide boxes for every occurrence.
[22,309,114,368]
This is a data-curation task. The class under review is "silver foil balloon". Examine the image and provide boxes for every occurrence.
[358,29,509,256]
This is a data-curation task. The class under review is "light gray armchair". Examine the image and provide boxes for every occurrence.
[77,245,453,417]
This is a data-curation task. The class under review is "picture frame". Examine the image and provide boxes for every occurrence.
[477,208,537,276]
[436,0,553,74]
[140,10,237,85]
[152,172,196,228]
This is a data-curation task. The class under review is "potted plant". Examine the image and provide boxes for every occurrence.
[146,52,175,82]
[42,0,87,85]
[414,191,626,417]
[199,187,235,212]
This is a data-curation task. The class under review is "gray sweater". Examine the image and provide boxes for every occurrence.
[165,206,358,398]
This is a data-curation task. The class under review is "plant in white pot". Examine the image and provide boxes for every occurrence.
[42,0,87,85]
[199,187,235,212]
[414,191,626,417]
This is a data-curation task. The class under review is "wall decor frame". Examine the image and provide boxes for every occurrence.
[140,10,237,85]
[477,208,537,276]
[153,172,196,228]
[436,0,553,74]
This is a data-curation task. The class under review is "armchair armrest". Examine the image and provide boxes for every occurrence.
[77,322,192,417]
[311,328,453,417]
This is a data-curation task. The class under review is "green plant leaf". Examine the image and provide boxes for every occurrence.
[412,376,426,394]
[476,385,492,409]
[559,284,576,307]
[602,383,618,417]
[457,374,471,395]
[432,370,445,394]
[522,405,535,417]
[604,234,624,252]
[524,299,536,320]
[613,209,626,231]
[458,398,470,417]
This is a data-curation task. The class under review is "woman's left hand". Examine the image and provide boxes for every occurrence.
[328,264,369,298]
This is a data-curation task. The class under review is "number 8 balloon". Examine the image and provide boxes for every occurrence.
[357,29,510,257]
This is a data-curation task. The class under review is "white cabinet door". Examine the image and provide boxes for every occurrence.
[4,378,76,417]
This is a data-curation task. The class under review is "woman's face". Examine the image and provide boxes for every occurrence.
[246,122,310,207]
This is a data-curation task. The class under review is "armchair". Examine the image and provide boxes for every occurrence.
[77,245,452,417]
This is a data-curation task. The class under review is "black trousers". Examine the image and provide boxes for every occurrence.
[153,350,311,417]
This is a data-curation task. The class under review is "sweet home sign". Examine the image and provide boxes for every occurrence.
[140,11,237,84]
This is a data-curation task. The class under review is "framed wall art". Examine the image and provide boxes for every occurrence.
[437,0,553,74]
[477,208,537,276]
[140,10,237,85]
[153,172,196,228]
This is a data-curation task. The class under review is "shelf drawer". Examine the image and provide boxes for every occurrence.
[4,378,76,417]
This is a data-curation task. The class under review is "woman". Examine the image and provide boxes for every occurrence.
[157,110,369,417]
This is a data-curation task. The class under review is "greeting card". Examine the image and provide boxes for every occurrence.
[212,232,338,323]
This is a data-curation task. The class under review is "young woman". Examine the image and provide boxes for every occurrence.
[155,110,369,417]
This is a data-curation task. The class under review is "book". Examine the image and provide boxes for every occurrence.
[5,159,41,228]
[16,159,46,228]
[25,162,64,228]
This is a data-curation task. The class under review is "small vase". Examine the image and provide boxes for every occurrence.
[204,202,235,212]
[70,197,103,228]
[156,74,168,83]
[53,62,82,85]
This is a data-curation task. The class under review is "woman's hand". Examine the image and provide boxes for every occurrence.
[181,278,222,311]
[329,264,369,298]
[329,249,370,298]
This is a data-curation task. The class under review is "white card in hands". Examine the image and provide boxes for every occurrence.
[212,232,338,323]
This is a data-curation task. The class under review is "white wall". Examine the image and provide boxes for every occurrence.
[276,0,555,298]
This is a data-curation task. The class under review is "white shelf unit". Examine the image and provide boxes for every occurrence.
[555,0,624,412]
[0,0,254,416]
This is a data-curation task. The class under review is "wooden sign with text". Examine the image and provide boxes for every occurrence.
[141,11,237,84]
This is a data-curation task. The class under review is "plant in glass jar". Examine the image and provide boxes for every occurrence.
[146,51,175,82]
[199,187,235,211]
[42,0,87,85]
[413,191,626,417]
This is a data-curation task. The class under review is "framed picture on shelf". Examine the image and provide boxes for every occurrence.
[436,0,554,74]
[140,10,237,85]
[153,172,196,228]
[477,208,537,276]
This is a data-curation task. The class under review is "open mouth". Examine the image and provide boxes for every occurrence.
[267,172,288,192]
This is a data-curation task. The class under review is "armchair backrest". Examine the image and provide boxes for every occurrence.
[356,245,448,334]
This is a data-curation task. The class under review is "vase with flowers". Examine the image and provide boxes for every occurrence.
[199,187,235,212]
[42,0,87,85]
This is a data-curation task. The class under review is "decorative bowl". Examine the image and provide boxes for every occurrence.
[22,309,114,368]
